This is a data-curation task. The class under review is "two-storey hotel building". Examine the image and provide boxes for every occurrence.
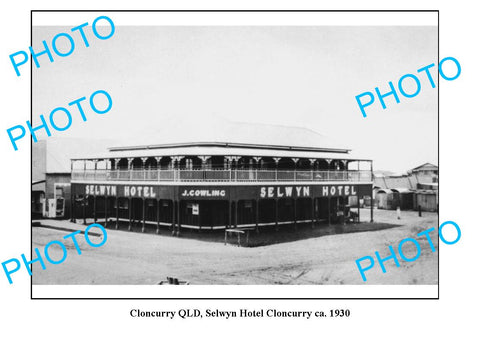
[70,123,373,235]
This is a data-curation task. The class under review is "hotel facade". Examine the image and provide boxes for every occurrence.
[70,123,374,235]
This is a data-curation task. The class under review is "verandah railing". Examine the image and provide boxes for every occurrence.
[72,169,372,182]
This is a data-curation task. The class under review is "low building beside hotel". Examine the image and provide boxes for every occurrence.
[407,162,438,183]
[32,138,115,219]
[70,123,373,234]
[374,162,438,212]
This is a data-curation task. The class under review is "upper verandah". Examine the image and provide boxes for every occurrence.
[71,144,371,171]
[70,120,372,182]
[72,123,372,181]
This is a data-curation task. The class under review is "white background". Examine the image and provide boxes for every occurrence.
[0,0,477,339]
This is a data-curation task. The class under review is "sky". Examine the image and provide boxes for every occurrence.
[32,23,438,174]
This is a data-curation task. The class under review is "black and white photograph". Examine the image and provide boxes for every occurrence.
[29,12,439,294]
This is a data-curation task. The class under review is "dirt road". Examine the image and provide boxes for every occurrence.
[31,208,438,285]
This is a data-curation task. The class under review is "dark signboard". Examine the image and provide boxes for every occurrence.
[311,184,372,197]
[257,184,371,199]
[179,186,230,200]
[72,183,372,201]
[258,185,312,199]
[72,183,175,200]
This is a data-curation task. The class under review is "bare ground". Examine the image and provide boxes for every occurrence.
[31,208,438,285]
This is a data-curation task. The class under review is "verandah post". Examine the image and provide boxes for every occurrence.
[171,200,175,233]
[255,199,259,233]
[115,196,119,229]
[311,197,315,229]
[234,200,238,228]
[177,200,181,237]
[70,188,75,222]
[156,199,160,234]
[128,198,132,231]
[141,198,146,233]
[293,198,297,231]
[93,191,97,223]
[275,198,278,232]
[228,199,231,229]
[83,195,87,225]
[357,194,360,223]
[104,194,108,228]
[328,196,331,226]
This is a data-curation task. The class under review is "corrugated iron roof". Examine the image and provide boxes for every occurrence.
[108,120,351,153]
[391,188,413,193]
[409,162,438,171]
[377,189,394,194]
[73,146,370,161]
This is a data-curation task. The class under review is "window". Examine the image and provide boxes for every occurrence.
[55,187,64,197]
[187,203,199,215]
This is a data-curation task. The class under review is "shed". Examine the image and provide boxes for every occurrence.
[376,189,399,210]
[417,182,438,190]
[414,190,438,212]
[391,188,414,210]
